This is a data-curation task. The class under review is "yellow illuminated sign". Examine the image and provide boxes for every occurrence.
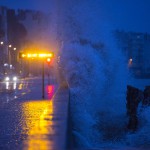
[19,52,54,59]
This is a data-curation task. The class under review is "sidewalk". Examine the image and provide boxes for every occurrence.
[48,86,69,150]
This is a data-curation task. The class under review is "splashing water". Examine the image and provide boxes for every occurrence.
[59,34,129,148]
[55,1,150,149]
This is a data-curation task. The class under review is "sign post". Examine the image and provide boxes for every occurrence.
[19,52,54,99]
[42,59,45,99]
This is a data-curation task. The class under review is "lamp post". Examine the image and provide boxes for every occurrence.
[7,44,17,68]
[0,41,4,45]
[19,52,54,98]
[0,42,4,72]
[8,44,12,65]
[0,41,17,66]
[0,41,17,73]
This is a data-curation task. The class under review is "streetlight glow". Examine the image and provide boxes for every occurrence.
[129,58,133,62]
[0,41,4,45]
[8,45,12,48]
[47,58,51,62]
[128,58,133,67]
[13,47,17,50]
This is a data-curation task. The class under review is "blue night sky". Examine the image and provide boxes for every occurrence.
[0,0,52,12]
[0,0,150,33]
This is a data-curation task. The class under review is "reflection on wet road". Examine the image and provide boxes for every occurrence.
[22,100,55,150]
[0,78,57,150]
[0,80,27,92]
[46,85,55,100]
[0,80,31,104]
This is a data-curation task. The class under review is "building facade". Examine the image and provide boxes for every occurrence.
[0,6,51,75]
[115,30,150,78]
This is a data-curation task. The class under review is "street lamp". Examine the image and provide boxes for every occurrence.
[8,44,12,48]
[18,51,54,98]
[0,41,18,74]
[46,58,51,64]
[128,58,133,68]
[8,45,12,65]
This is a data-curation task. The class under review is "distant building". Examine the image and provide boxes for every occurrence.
[0,6,51,75]
[0,6,7,42]
[0,6,8,73]
[115,30,150,78]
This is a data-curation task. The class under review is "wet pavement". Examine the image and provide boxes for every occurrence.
[0,78,69,150]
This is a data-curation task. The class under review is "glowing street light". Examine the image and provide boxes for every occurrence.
[128,58,133,67]
[46,58,51,65]
[8,44,12,48]
[18,51,54,99]
[13,47,17,51]
[130,58,132,61]
[0,41,4,45]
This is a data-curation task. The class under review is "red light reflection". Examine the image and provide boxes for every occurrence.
[46,85,55,99]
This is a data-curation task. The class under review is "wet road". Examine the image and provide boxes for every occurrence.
[0,77,58,150]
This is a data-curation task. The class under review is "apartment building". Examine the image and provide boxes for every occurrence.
[115,30,150,77]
